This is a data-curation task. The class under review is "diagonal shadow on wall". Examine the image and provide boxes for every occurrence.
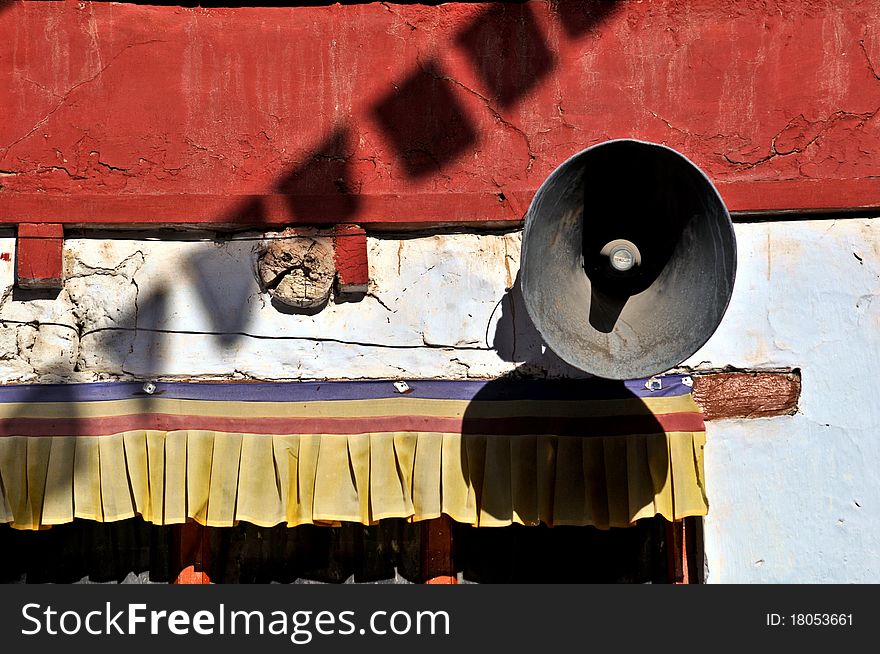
[274,125,362,222]
[0,0,635,583]
[456,3,557,109]
[371,59,480,179]
[552,0,624,37]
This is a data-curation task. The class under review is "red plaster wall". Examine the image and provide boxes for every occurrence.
[1,1,878,225]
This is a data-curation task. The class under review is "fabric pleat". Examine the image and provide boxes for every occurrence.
[0,430,708,530]
[0,376,708,530]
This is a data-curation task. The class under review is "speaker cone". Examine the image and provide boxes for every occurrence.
[520,139,737,380]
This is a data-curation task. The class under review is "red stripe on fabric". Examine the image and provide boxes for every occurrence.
[0,412,705,437]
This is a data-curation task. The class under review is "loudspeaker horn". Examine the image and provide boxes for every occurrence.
[520,139,736,380]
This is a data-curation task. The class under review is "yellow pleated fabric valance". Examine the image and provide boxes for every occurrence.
[0,377,708,530]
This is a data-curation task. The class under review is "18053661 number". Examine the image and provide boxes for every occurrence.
[790,614,853,626]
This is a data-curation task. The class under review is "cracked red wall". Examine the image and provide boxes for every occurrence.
[1,0,879,223]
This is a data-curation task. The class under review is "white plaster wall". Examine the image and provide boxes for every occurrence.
[0,229,583,381]
[0,218,878,582]
[687,220,880,583]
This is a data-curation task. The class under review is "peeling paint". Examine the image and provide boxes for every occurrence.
[1,2,879,208]
[0,217,879,582]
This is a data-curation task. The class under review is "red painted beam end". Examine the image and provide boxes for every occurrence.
[422,515,458,584]
[334,224,369,295]
[173,521,212,585]
[16,223,64,289]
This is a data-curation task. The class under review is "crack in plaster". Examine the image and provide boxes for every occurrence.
[649,110,750,144]
[380,2,418,33]
[366,291,394,312]
[859,28,880,81]
[554,99,577,132]
[74,324,494,352]
[66,250,146,280]
[96,160,131,173]
[450,357,472,376]
[722,107,880,169]
[2,40,167,156]
[33,164,87,179]
[67,251,145,374]
[418,58,537,173]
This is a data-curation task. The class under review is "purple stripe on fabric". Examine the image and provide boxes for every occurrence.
[0,412,705,438]
[0,375,693,404]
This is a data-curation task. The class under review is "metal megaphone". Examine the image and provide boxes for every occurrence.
[520,139,736,380]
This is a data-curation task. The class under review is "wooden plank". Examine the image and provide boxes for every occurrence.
[665,519,685,583]
[15,223,63,289]
[0,193,525,226]
[422,516,457,584]
[665,517,704,584]
[692,371,802,421]
[173,521,211,584]
[334,224,370,294]
[0,179,878,227]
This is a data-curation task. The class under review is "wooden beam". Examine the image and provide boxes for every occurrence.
[334,224,370,294]
[0,192,525,227]
[172,520,211,585]
[2,2,878,225]
[422,516,457,584]
[692,370,801,421]
[15,223,63,289]
[0,180,877,228]
[665,517,704,584]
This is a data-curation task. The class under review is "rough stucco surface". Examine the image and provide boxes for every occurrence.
[0,230,534,382]
[1,1,879,220]
[0,218,878,581]
[687,220,880,583]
